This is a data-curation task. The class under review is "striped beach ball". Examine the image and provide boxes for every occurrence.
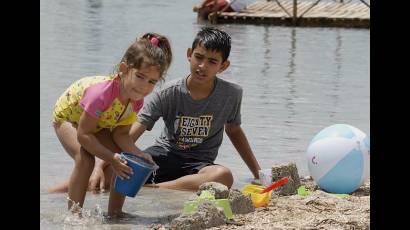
[306,124,370,194]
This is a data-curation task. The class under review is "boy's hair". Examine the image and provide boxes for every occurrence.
[191,27,231,62]
[120,32,172,79]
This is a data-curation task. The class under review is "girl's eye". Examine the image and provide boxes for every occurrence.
[135,74,144,79]
[148,80,157,85]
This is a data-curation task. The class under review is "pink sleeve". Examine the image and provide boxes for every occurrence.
[132,99,144,113]
[80,81,117,119]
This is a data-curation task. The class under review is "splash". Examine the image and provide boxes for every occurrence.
[150,169,166,219]
[63,197,106,227]
[151,169,157,185]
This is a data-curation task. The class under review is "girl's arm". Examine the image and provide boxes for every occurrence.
[225,123,261,179]
[77,112,133,179]
[112,124,154,164]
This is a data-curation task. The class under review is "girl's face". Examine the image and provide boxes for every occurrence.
[121,65,161,101]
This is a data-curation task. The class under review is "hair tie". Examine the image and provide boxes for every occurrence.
[150,36,159,47]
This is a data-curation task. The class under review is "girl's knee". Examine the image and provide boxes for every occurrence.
[74,148,95,169]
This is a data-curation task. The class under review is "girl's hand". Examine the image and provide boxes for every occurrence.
[135,152,157,166]
[111,153,133,180]
[89,167,106,193]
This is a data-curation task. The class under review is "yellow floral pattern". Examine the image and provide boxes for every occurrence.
[52,75,138,132]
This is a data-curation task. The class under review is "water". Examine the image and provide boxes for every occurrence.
[40,0,369,229]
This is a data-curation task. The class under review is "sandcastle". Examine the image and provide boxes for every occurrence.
[271,162,301,196]
[169,162,301,229]
[170,182,254,230]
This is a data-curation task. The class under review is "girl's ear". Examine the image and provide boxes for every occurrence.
[187,48,193,61]
[118,62,128,75]
[218,60,230,73]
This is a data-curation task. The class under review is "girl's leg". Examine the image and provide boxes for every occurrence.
[52,123,119,211]
[48,128,116,193]
[53,122,95,211]
[68,147,95,211]
[107,175,126,216]
[91,131,126,216]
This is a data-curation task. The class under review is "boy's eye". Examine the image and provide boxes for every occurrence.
[148,80,157,85]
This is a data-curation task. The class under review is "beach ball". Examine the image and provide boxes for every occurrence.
[306,124,370,194]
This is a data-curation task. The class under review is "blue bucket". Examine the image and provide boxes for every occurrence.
[114,152,158,197]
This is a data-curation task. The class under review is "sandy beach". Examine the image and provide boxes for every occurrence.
[151,177,370,230]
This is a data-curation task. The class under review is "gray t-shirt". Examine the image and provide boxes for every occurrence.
[138,75,243,163]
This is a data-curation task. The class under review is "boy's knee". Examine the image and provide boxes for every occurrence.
[221,168,234,188]
[211,166,234,188]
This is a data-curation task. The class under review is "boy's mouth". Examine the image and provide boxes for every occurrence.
[195,70,207,78]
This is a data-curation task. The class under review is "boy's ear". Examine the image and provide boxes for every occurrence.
[218,60,230,73]
[187,48,193,61]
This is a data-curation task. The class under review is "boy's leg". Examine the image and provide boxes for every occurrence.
[47,167,113,193]
[47,181,70,193]
[155,165,234,191]
[142,147,234,191]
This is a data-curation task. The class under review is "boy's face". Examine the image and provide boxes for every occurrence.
[187,44,230,85]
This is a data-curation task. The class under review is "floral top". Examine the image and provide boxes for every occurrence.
[52,75,143,132]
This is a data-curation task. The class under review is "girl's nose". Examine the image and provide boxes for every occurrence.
[142,81,153,94]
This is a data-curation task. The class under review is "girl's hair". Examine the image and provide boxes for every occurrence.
[120,32,172,79]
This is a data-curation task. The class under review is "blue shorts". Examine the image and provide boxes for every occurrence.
[144,145,216,184]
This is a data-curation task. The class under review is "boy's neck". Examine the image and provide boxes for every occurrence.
[186,75,216,100]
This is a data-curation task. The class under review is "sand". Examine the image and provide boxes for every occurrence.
[150,177,370,230]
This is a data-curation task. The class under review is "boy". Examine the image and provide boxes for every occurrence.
[129,27,261,191]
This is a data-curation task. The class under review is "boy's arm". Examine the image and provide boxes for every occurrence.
[225,123,261,179]
[129,121,148,143]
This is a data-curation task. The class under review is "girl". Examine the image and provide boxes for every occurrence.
[49,32,172,216]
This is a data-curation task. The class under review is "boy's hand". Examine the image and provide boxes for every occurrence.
[89,167,106,193]
[111,153,133,180]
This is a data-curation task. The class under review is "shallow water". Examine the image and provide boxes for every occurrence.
[40,0,369,229]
